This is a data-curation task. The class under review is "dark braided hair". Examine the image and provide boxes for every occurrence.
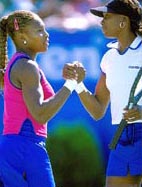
[120,0,142,34]
[0,10,38,89]
[0,16,8,89]
[106,0,142,34]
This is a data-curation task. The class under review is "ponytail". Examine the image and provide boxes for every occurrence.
[0,10,35,90]
[0,16,8,90]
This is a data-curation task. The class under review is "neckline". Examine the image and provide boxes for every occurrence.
[16,51,32,59]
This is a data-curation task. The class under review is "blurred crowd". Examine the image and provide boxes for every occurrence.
[1,0,142,30]
[0,0,108,30]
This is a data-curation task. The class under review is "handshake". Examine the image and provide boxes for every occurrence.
[62,61,87,94]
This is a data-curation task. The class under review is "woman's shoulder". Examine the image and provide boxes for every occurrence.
[10,55,40,82]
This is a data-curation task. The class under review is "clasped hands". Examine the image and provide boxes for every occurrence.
[63,61,86,83]
[62,61,87,94]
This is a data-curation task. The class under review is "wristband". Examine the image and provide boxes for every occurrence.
[64,79,78,93]
[75,82,87,94]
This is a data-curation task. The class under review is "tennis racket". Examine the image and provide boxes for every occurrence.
[109,67,142,150]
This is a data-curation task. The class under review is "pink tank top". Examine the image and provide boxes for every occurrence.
[3,52,55,137]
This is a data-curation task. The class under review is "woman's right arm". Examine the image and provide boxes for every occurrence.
[62,62,110,120]
[14,59,79,124]
[76,73,110,120]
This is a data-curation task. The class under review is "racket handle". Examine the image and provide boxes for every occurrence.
[128,102,134,109]
[109,119,127,150]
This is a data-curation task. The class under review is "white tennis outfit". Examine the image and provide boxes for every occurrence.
[100,35,142,125]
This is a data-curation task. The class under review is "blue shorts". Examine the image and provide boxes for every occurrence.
[0,120,55,187]
[107,123,142,176]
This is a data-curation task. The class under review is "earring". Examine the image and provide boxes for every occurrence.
[119,22,125,29]
[23,40,27,45]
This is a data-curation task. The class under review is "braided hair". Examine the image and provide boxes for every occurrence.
[119,0,142,35]
[106,0,142,34]
[0,10,38,89]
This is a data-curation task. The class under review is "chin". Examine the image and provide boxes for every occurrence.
[42,46,48,52]
[38,49,47,53]
[103,32,114,38]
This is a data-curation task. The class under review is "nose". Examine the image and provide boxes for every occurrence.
[45,31,49,39]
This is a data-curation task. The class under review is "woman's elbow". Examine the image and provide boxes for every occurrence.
[91,109,105,121]
[31,111,49,124]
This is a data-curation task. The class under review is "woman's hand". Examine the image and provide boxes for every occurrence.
[62,63,78,80]
[74,61,86,83]
[123,105,142,122]
[62,61,86,83]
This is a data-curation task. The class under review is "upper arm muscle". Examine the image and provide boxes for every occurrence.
[14,59,43,117]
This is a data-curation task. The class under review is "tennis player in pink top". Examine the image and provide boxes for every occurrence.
[0,10,85,187]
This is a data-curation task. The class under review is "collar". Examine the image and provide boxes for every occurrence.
[107,35,142,50]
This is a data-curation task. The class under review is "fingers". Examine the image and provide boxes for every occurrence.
[73,61,84,68]
[75,66,86,83]
[62,63,78,80]
[72,61,86,83]
[62,62,86,82]
[123,105,142,122]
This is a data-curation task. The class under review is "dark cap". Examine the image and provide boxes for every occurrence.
[90,0,142,21]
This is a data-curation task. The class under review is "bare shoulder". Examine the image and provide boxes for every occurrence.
[10,58,40,88]
[14,58,39,74]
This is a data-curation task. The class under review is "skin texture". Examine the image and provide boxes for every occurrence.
[63,12,142,187]
[0,11,86,187]
[10,14,86,124]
